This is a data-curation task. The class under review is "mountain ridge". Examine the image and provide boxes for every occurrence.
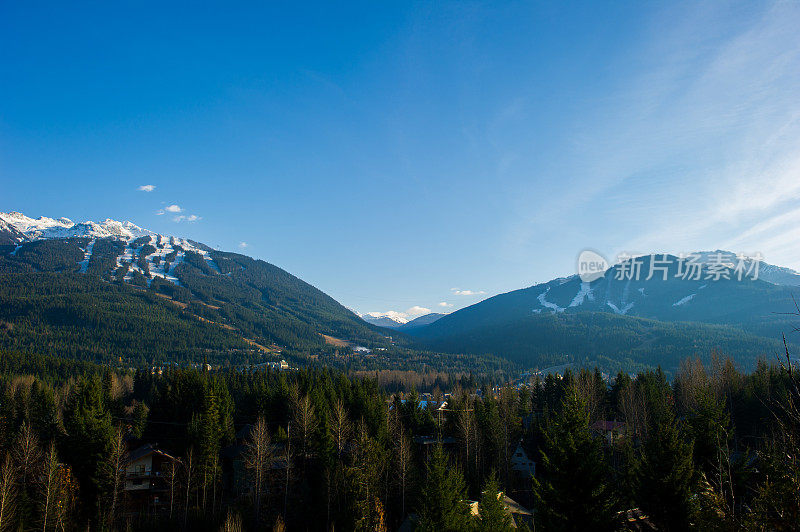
[0,211,390,362]
[407,253,800,372]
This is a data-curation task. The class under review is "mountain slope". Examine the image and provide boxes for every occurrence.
[0,272,254,364]
[398,313,445,331]
[0,212,388,361]
[410,254,800,372]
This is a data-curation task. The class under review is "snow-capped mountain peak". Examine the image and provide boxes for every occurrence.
[362,311,408,324]
[360,312,409,328]
[0,211,223,290]
[0,211,155,243]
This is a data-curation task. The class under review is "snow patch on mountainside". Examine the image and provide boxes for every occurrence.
[538,288,565,313]
[673,294,696,306]
[193,247,221,273]
[122,245,144,282]
[607,301,634,315]
[78,240,95,274]
[568,282,594,307]
[1,212,230,289]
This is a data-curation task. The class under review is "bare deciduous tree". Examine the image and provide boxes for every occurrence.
[163,457,180,520]
[39,442,63,532]
[292,395,317,465]
[575,370,605,422]
[13,422,41,489]
[675,357,709,414]
[105,424,128,529]
[395,428,412,517]
[220,509,243,532]
[332,399,351,461]
[619,380,648,439]
[183,447,195,527]
[0,453,15,532]
[243,416,272,524]
[456,401,475,473]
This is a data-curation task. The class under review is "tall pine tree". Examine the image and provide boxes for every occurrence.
[634,412,695,530]
[476,472,513,532]
[533,390,618,531]
[415,444,472,532]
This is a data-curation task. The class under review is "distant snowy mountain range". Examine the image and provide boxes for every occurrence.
[5,211,800,319]
[0,211,217,287]
[4,210,800,374]
[0,210,389,361]
[360,313,408,328]
[0,211,155,243]
[360,312,446,330]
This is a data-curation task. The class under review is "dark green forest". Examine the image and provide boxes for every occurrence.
[5,239,799,378]
[0,238,390,361]
[0,348,799,530]
[415,311,798,375]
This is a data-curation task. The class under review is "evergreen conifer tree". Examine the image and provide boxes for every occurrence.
[634,414,695,530]
[415,444,472,532]
[476,472,513,532]
[533,390,618,531]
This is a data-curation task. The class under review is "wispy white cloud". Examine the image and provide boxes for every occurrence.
[137,184,155,192]
[407,305,431,316]
[505,2,800,271]
[239,241,248,249]
[174,214,201,223]
[438,301,453,308]
[157,204,184,216]
[450,288,486,296]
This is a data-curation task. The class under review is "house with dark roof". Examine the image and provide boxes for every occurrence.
[123,444,180,515]
[510,441,536,477]
[590,420,627,445]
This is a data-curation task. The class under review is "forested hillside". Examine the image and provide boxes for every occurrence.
[409,254,800,372]
[0,236,390,363]
[412,311,797,375]
[0,349,799,530]
[0,273,255,364]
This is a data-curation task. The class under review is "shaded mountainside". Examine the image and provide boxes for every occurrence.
[414,310,793,374]
[409,254,800,373]
[3,210,799,375]
[361,314,407,328]
[0,273,252,364]
[0,237,388,362]
[398,312,445,331]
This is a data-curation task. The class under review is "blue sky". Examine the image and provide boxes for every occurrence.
[3,1,800,319]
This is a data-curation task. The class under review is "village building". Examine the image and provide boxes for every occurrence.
[123,444,180,515]
[510,440,536,477]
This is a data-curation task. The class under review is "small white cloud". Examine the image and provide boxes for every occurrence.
[138,184,155,192]
[173,214,201,223]
[165,204,182,213]
[406,306,431,316]
[155,210,165,215]
[438,301,453,308]
[450,288,486,296]
[239,242,248,249]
